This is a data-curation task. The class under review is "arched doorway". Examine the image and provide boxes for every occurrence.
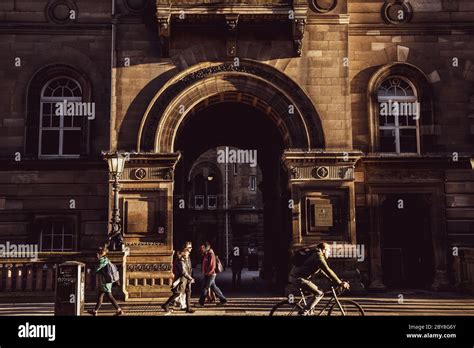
[119,60,351,299]
[173,101,290,288]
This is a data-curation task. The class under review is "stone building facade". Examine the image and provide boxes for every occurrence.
[0,0,473,300]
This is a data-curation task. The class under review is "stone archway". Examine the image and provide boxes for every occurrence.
[137,59,325,153]
[117,60,362,299]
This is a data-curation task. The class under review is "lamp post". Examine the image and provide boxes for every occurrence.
[105,152,128,251]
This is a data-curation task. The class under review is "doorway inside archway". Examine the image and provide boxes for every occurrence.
[173,101,291,293]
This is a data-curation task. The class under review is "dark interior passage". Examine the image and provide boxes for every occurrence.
[173,102,292,290]
[381,194,435,288]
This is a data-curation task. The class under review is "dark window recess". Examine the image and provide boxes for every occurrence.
[38,220,75,252]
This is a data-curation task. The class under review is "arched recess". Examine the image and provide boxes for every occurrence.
[137,60,325,153]
[367,62,435,153]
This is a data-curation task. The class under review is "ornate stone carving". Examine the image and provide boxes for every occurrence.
[309,0,337,13]
[163,168,173,180]
[225,14,239,32]
[133,168,147,180]
[125,242,165,246]
[312,166,329,179]
[45,0,78,24]
[225,14,239,57]
[157,15,171,57]
[290,166,300,179]
[127,263,172,272]
[141,62,323,151]
[382,0,413,25]
[292,18,306,57]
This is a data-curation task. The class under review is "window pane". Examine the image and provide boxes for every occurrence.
[63,130,81,155]
[42,235,52,251]
[53,221,64,233]
[41,130,60,155]
[64,115,73,127]
[399,115,409,126]
[52,235,63,251]
[42,103,51,115]
[407,115,417,126]
[380,129,396,152]
[52,87,63,97]
[42,115,51,127]
[51,115,60,127]
[73,115,83,128]
[194,175,205,195]
[63,235,74,250]
[195,196,204,209]
[386,115,395,125]
[207,196,217,209]
[400,129,417,153]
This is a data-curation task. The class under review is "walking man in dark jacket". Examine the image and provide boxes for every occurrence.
[231,247,243,289]
[199,242,227,306]
[289,242,350,313]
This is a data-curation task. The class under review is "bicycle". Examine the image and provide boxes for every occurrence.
[269,283,365,316]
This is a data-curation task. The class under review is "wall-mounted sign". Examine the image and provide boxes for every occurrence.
[315,203,333,227]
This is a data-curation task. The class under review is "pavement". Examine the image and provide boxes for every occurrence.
[1,270,473,316]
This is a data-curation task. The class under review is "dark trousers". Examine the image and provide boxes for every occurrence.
[232,270,242,288]
[94,291,120,311]
[199,275,226,304]
[297,278,324,309]
[164,285,191,309]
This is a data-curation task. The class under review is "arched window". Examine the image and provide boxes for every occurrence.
[39,77,83,157]
[377,77,419,153]
[369,63,435,154]
[26,65,91,158]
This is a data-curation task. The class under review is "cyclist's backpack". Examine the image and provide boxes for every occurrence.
[215,255,224,274]
[291,248,313,267]
[103,261,120,283]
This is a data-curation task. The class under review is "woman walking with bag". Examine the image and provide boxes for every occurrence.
[87,247,123,316]
[162,248,195,313]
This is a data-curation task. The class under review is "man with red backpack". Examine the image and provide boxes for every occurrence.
[198,242,227,306]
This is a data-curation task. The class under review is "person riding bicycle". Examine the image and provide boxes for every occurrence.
[289,242,350,313]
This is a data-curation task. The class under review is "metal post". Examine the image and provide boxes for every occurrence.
[225,162,229,267]
[108,172,124,251]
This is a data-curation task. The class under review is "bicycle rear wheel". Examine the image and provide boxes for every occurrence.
[327,300,365,316]
[269,300,304,316]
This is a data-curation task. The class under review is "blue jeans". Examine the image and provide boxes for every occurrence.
[200,275,226,304]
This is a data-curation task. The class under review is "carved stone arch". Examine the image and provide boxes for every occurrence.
[138,59,324,153]
[367,62,436,153]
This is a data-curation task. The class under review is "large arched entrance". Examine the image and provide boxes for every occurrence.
[173,100,290,288]
[116,60,360,299]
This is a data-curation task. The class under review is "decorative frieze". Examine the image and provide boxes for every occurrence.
[283,150,362,182]
[289,165,354,181]
[127,263,172,272]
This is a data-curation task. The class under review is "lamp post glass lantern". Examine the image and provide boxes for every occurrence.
[106,152,128,251]
[108,153,127,177]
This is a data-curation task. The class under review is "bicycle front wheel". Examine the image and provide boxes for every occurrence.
[269,300,304,316]
[327,300,365,316]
